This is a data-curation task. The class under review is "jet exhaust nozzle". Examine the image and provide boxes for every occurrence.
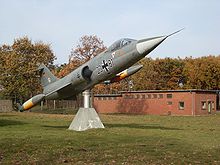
[20,94,45,111]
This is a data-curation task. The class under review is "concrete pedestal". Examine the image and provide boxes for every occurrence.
[68,90,105,131]
[68,107,104,131]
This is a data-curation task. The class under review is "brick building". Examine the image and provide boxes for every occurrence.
[93,90,219,116]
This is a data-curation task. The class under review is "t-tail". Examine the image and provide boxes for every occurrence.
[19,64,58,111]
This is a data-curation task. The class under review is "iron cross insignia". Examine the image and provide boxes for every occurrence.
[102,60,109,72]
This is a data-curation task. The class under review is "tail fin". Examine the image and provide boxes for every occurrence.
[38,64,58,88]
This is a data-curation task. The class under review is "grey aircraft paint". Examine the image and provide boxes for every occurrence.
[20,29,183,111]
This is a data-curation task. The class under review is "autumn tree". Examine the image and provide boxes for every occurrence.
[0,37,56,102]
[94,80,129,94]
[131,57,185,90]
[153,57,185,90]
[183,56,220,89]
[57,35,106,78]
[131,58,159,90]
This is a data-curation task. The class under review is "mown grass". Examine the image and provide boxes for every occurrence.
[1,112,220,164]
[30,106,77,115]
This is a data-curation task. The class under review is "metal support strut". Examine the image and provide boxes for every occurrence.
[83,90,90,108]
[68,89,105,131]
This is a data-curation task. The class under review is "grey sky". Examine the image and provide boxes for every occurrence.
[0,0,219,64]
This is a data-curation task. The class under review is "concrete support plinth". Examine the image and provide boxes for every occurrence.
[68,90,105,131]
[68,107,104,131]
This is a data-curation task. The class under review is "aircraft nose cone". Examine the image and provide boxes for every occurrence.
[136,36,167,56]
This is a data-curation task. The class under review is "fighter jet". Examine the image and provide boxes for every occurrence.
[20,29,183,111]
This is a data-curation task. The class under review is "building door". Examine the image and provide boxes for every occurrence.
[208,101,212,114]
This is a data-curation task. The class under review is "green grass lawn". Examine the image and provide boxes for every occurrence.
[1,112,220,164]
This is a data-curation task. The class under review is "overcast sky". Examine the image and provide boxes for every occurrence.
[0,0,219,64]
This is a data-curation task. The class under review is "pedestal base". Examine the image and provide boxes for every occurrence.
[68,107,105,131]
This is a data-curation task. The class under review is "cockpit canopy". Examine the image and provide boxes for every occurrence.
[108,38,136,52]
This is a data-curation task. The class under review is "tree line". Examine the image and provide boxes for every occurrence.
[0,35,220,102]
[130,56,220,91]
[0,37,55,103]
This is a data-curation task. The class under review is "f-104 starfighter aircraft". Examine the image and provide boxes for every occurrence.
[20,29,183,111]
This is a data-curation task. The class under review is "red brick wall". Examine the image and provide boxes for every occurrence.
[194,93,216,115]
[94,98,120,114]
[93,91,217,116]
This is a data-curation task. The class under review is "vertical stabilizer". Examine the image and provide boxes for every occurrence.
[38,64,58,88]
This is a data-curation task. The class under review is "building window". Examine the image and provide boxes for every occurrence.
[179,102,184,110]
[111,97,115,100]
[147,94,151,99]
[212,101,215,110]
[167,101,172,105]
[153,94,157,99]
[141,95,145,99]
[167,94,172,99]
[124,95,129,99]
[158,94,163,99]
[201,101,206,110]
[103,97,107,100]
[135,94,140,99]
[129,95,134,99]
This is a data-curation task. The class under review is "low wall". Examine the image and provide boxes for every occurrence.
[44,100,80,110]
[0,100,13,112]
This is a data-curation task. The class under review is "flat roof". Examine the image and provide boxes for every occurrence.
[94,89,220,97]
[94,94,122,97]
[120,89,219,94]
